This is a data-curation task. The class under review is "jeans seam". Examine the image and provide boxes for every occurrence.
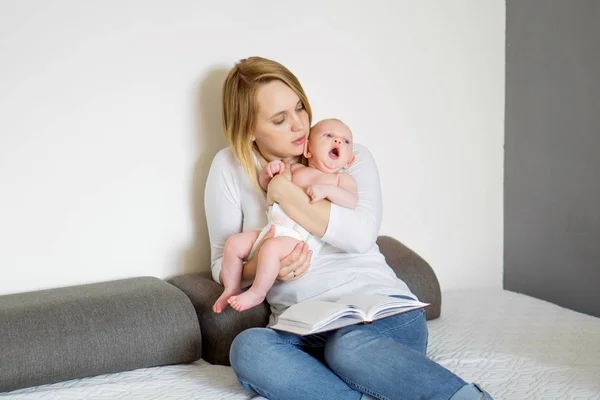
[337,374,389,400]
[282,333,328,348]
[473,383,489,399]
[378,308,424,335]
[238,377,274,400]
[282,338,324,348]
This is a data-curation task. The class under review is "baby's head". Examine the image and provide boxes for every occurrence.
[304,119,355,173]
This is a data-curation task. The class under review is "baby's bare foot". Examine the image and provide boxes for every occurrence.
[227,290,266,312]
[213,288,241,313]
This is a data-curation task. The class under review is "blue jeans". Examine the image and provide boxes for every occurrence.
[230,308,491,400]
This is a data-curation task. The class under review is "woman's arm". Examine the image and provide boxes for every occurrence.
[267,175,331,237]
[206,149,312,284]
[272,144,382,254]
[205,149,243,284]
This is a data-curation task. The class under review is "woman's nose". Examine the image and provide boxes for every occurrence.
[290,114,303,132]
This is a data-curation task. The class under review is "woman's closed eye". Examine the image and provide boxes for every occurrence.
[274,107,303,125]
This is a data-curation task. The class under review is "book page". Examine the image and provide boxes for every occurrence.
[272,315,363,336]
[272,295,428,336]
[276,300,355,328]
[335,294,410,313]
[336,294,428,321]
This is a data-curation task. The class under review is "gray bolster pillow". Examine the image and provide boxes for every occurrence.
[168,235,441,366]
[0,277,202,393]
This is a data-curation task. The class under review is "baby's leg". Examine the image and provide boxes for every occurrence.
[213,230,260,313]
[229,236,301,312]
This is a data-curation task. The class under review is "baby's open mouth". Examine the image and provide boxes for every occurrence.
[329,147,339,159]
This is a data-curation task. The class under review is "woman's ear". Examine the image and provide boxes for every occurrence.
[250,134,256,142]
[344,154,356,169]
[303,141,312,158]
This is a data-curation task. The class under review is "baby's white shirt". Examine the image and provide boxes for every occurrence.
[205,144,416,326]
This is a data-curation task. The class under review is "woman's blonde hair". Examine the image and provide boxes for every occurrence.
[222,57,312,189]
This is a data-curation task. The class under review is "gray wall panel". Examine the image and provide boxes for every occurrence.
[505,0,600,317]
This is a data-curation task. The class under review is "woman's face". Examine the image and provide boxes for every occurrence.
[252,80,309,163]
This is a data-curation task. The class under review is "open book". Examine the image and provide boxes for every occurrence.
[271,294,429,336]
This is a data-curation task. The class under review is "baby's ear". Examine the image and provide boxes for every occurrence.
[344,154,356,169]
[303,140,312,158]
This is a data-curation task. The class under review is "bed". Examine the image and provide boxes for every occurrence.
[3,288,598,400]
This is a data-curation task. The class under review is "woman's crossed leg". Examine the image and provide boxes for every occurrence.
[230,309,479,400]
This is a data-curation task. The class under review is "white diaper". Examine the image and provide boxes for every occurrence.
[248,203,321,259]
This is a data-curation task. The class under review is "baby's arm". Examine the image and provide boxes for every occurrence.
[307,173,358,209]
[259,160,285,191]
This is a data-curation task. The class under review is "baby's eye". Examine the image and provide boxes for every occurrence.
[325,133,332,137]
[344,139,350,144]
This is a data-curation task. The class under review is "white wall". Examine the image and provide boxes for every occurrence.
[0,0,505,295]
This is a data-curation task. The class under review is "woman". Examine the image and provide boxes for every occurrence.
[205,57,493,400]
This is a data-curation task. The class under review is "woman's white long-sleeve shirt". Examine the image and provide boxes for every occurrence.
[204,144,415,326]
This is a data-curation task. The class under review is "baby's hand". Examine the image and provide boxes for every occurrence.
[306,185,328,203]
[266,160,285,178]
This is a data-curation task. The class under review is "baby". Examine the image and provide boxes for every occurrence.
[213,119,357,313]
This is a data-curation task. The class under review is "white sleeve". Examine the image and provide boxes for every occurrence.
[204,148,243,284]
[321,144,383,254]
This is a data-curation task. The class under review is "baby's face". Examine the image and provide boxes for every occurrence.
[304,120,355,173]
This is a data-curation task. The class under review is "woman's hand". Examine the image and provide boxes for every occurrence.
[277,241,312,282]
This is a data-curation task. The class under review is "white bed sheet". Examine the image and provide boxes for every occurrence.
[428,289,600,399]
[2,289,599,400]
[0,360,254,400]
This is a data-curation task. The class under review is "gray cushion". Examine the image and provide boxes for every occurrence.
[0,277,202,393]
[376,235,442,320]
[169,235,441,366]
[167,273,269,366]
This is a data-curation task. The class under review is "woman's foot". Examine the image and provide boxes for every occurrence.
[228,289,266,312]
[213,288,241,313]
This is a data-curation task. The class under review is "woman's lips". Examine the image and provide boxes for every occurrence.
[292,135,306,146]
